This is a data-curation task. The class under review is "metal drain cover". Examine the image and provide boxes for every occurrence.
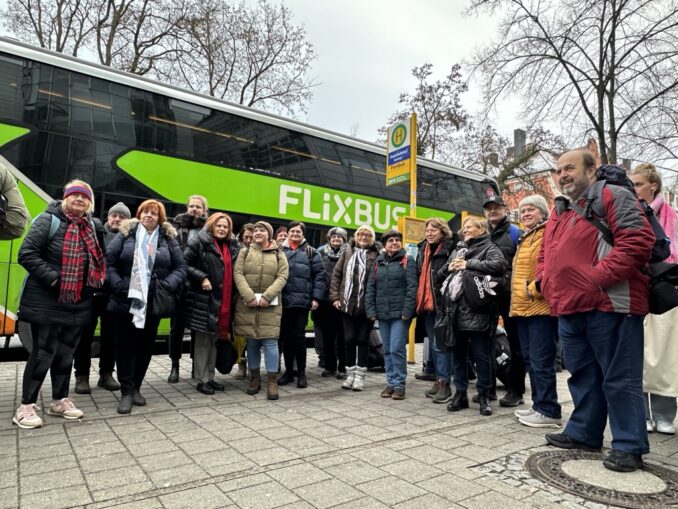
[525,450,678,508]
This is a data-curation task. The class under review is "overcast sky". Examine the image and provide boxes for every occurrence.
[0,0,522,142]
[278,0,522,141]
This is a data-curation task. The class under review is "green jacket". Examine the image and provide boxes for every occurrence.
[0,162,29,240]
[233,241,289,339]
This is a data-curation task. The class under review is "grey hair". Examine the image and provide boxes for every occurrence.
[518,194,550,220]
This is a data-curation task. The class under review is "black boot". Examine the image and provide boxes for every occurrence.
[297,372,308,388]
[479,391,492,416]
[168,361,179,383]
[447,391,469,412]
[277,371,294,386]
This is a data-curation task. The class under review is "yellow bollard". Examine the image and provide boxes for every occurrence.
[407,318,416,364]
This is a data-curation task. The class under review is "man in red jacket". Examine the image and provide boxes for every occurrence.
[535,149,654,473]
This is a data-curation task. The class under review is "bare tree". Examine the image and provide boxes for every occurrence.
[2,0,94,56]
[159,0,317,115]
[92,0,187,75]
[468,0,678,165]
[378,63,468,160]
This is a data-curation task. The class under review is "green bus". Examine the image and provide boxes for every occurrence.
[0,36,499,347]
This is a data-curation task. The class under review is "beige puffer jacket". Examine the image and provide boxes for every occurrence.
[233,241,289,339]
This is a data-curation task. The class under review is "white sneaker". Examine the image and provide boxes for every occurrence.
[13,404,43,429]
[518,410,562,428]
[47,398,84,420]
[514,407,535,419]
[656,420,676,435]
[646,420,655,433]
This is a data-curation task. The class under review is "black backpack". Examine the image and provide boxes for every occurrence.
[565,164,671,263]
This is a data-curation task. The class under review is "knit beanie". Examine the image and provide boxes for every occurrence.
[381,229,403,244]
[253,220,274,240]
[327,227,348,242]
[108,201,131,219]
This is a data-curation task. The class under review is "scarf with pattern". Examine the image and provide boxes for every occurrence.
[59,212,105,303]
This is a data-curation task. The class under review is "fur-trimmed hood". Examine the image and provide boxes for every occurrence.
[118,218,178,239]
[172,212,206,229]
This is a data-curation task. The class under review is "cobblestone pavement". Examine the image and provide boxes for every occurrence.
[1,345,677,509]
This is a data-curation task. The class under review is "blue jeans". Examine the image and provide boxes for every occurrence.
[452,331,492,393]
[246,338,279,373]
[516,316,561,419]
[559,311,649,455]
[424,311,451,382]
[379,318,410,391]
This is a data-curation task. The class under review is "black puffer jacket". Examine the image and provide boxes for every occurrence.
[18,200,99,326]
[416,236,457,313]
[183,230,240,334]
[281,239,326,308]
[106,219,187,315]
[489,216,522,278]
[365,249,418,320]
[316,243,346,301]
[440,234,507,333]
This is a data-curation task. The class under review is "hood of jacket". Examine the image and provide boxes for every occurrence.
[118,218,178,239]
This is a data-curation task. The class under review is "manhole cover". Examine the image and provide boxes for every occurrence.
[526,450,678,508]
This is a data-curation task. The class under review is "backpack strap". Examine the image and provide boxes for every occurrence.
[569,199,614,246]
[29,213,61,240]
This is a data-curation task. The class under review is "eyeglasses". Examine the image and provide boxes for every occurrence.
[356,232,372,238]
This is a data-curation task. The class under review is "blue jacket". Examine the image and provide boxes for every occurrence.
[365,249,418,320]
[281,239,327,309]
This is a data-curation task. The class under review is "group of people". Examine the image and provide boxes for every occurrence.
[6,149,677,475]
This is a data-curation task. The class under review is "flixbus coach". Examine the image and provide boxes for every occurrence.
[0,36,499,353]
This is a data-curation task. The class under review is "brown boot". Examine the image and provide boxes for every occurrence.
[233,359,247,380]
[246,368,261,395]
[267,373,279,400]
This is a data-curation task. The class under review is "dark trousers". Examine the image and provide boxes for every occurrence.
[22,323,83,404]
[116,314,161,396]
[500,298,525,395]
[452,331,492,393]
[313,301,345,372]
[422,311,437,374]
[559,311,649,455]
[280,307,310,373]
[516,316,561,419]
[168,297,186,361]
[343,313,373,368]
[73,294,116,376]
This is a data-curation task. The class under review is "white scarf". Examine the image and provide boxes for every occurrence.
[343,247,367,310]
[128,225,159,329]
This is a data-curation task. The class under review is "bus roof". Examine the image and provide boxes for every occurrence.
[0,36,495,186]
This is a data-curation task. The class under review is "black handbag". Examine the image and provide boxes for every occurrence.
[461,271,501,308]
[433,310,456,349]
[649,262,678,315]
[215,340,237,374]
[151,278,178,318]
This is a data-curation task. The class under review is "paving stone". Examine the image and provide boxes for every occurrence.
[243,445,300,467]
[331,496,389,508]
[293,478,362,509]
[160,484,232,509]
[148,463,209,487]
[86,465,148,492]
[118,429,168,446]
[80,451,138,473]
[20,442,73,461]
[399,444,458,465]
[267,462,332,489]
[380,458,446,483]
[326,460,389,485]
[94,499,163,509]
[394,493,466,509]
[72,439,128,459]
[128,439,179,457]
[137,449,194,472]
[354,447,409,467]
[229,435,277,453]
[453,444,508,463]
[217,472,272,493]
[0,469,16,489]
[227,480,299,509]
[20,484,91,508]
[192,447,248,468]
[20,466,84,493]
[0,486,17,509]
[91,480,154,502]
[321,433,373,449]
[460,490,532,508]
[416,472,486,501]
[356,476,427,505]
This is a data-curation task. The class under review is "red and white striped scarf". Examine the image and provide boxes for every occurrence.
[59,213,106,303]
